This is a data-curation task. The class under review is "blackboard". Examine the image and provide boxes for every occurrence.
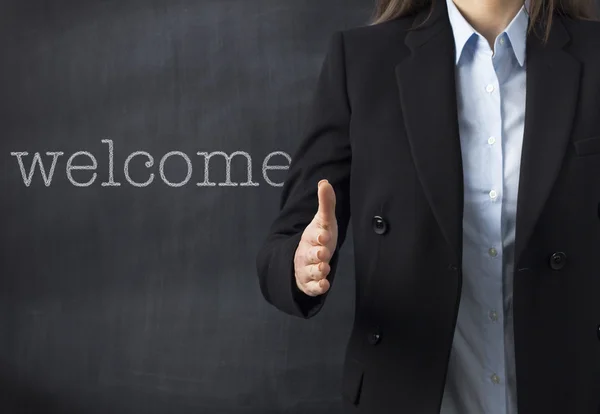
[0,1,369,413]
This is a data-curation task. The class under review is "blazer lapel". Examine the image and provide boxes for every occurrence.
[514,16,581,267]
[396,1,464,264]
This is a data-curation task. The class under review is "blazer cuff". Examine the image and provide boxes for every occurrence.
[269,232,327,318]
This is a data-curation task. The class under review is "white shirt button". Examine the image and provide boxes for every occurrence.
[488,247,498,257]
[488,136,496,145]
[489,189,498,200]
[485,84,495,93]
[489,310,498,322]
[491,373,501,384]
[499,37,505,45]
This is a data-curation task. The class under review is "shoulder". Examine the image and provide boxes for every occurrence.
[334,15,417,55]
[340,15,417,43]
[560,16,600,53]
[561,15,600,37]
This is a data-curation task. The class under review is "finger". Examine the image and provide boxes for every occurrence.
[315,180,336,229]
[303,278,330,296]
[303,245,332,265]
[299,261,330,282]
[307,227,331,247]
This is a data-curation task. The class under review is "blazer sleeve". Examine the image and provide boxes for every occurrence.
[255,30,352,319]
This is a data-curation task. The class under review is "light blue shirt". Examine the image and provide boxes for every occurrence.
[440,0,528,413]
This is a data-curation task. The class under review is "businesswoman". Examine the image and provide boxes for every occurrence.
[256,0,600,412]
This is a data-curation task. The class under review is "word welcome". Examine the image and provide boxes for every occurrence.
[10,139,291,188]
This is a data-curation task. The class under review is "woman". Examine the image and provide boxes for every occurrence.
[256,0,600,412]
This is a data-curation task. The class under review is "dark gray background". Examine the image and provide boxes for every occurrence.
[0,1,368,413]
[4,1,599,414]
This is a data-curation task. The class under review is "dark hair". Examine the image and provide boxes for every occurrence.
[371,0,599,41]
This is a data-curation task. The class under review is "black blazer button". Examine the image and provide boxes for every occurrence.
[549,252,567,270]
[367,328,382,345]
[372,216,387,235]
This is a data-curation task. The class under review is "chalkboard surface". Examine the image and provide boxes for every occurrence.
[0,1,368,413]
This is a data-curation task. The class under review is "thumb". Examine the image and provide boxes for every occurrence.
[316,179,336,227]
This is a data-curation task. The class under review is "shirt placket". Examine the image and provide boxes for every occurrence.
[482,46,507,414]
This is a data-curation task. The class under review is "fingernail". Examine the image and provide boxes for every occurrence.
[318,179,327,188]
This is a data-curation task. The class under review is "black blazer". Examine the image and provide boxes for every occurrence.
[256,0,600,412]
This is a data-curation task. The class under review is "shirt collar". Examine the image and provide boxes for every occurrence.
[445,0,529,66]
